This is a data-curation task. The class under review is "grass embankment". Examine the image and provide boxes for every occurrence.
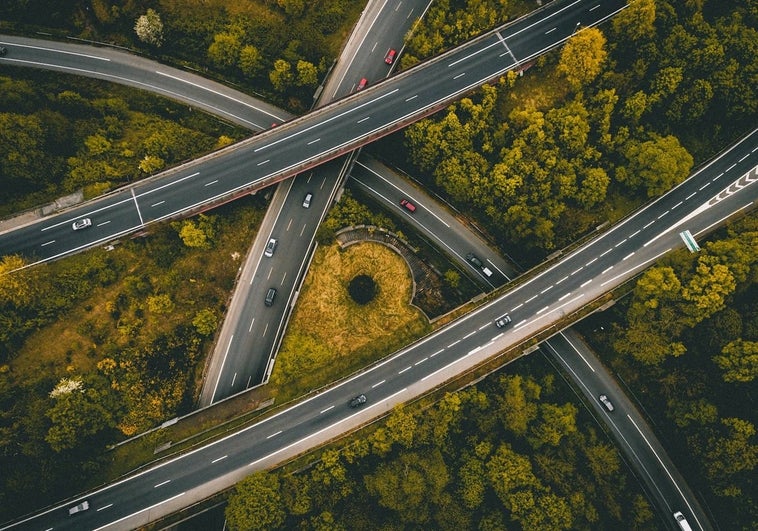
[272,241,430,399]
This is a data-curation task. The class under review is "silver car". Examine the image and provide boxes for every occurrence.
[72,218,92,230]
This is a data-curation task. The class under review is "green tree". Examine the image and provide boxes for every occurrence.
[681,258,736,320]
[45,381,116,452]
[296,60,319,87]
[208,32,242,69]
[527,402,578,449]
[704,417,758,496]
[146,294,174,315]
[270,59,294,92]
[611,0,656,42]
[557,27,608,91]
[239,45,264,77]
[714,339,758,383]
[486,443,540,505]
[226,472,285,531]
[192,308,218,337]
[497,374,540,436]
[364,449,449,524]
[178,220,209,248]
[138,154,164,174]
[278,0,306,17]
[617,134,693,197]
[134,9,164,46]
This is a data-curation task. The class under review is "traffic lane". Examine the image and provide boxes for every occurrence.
[0,35,287,130]
[543,333,711,531]
[349,159,513,286]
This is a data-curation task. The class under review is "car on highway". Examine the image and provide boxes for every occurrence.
[673,511,693,531]
[495,314,511,328]
[264,237,278,257]
[400,198,416,213]
[349,394,367,408]
[384,48,397,64]
[264,287,277,307]
[466,252,483,268]
[356,77,368,91]
[72,218,92,231]
[302,192,313,208]
[598,394,614,412]
[68,501,89,515]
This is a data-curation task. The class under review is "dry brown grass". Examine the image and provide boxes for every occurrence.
[272,242,430,395]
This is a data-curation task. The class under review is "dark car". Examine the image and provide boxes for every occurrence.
[384,48,397,65]
[495,314,512,328]
[349,394,367,408]
[264,287,277,307]
[400,198,416,213]
[356,78,368,91]
[466,252,483,268]
[0,46,7,56]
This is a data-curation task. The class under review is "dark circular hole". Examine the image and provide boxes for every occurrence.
[348,274,377,305]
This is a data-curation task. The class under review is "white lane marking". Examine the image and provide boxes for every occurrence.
[738,154,749,163]
[536,306,549,314]
[230,372,237,387]
[406,8,414,19]
[204,179,218,187]
[643,220,656,229]
[257,159,270,166]
[559,332,595,372]
[97,504,113,511]
[155,71,282,120]
[41,240,55,247]
[726,163,737,172]
[511,303,524,311]
[320,405,335,414]
[514,293,585,330]
[558,292,572,301]
[453,72,466,80]
[93,493,186,531]
[248,318,255,332]
[671,201,683,210]
[357,117,370,123]
[601,248,672,287]
[211,455,227,464]
[571,267,583,275]
[447,339,461,348]
[399,366,412,374]
[590,4,600,10]
[405,95,418,102]
[307,138,321,145]
[541,286,553,294]
[599,248,612,257]
[154,480,170,488]
[525,295,538,303]
[580,279,592,288]
[555,276,568,284]
[714,172,724,179]
[627,415,707,531]
[685,192,697,200]
[629,229,641,238]
[463,331,476,340]
[286,218,293,231]
[623,252,635,261]
[250,388,409,469]
[585,257,597,266]
[422,346,481,381]
[699,182,710,190]
[415,357,428,366]
[371,42,378,53]
[479,323,490,331]
[602,266,613,275]
[209,335,233,402]
[657,210,669,219]
[137,172,199,199]
[266,430,282,439]
[430,349,444,358]
[614,239,627,248]
[131,188,144,226]
[545,27,557,34]
[371,380,385,388]
[151,201,165,207]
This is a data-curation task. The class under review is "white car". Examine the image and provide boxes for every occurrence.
[598,394,614,412]
[495,314,512,328]
[72,218,92,230]
[68,501,89,515]
[264,237,277,257]
[302,193,313,208]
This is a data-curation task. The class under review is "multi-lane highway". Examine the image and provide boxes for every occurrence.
[0,0,628,266]
[4,122,753,530]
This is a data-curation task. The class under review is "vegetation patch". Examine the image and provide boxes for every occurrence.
[271,242,430,397]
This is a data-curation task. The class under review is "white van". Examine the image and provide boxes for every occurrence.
[673,511,693,531]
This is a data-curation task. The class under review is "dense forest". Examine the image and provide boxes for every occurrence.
[226,356,655,530]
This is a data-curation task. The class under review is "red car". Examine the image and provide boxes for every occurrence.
[356,77,368,91]
[400,199,416,213]
[384,48,397,65]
